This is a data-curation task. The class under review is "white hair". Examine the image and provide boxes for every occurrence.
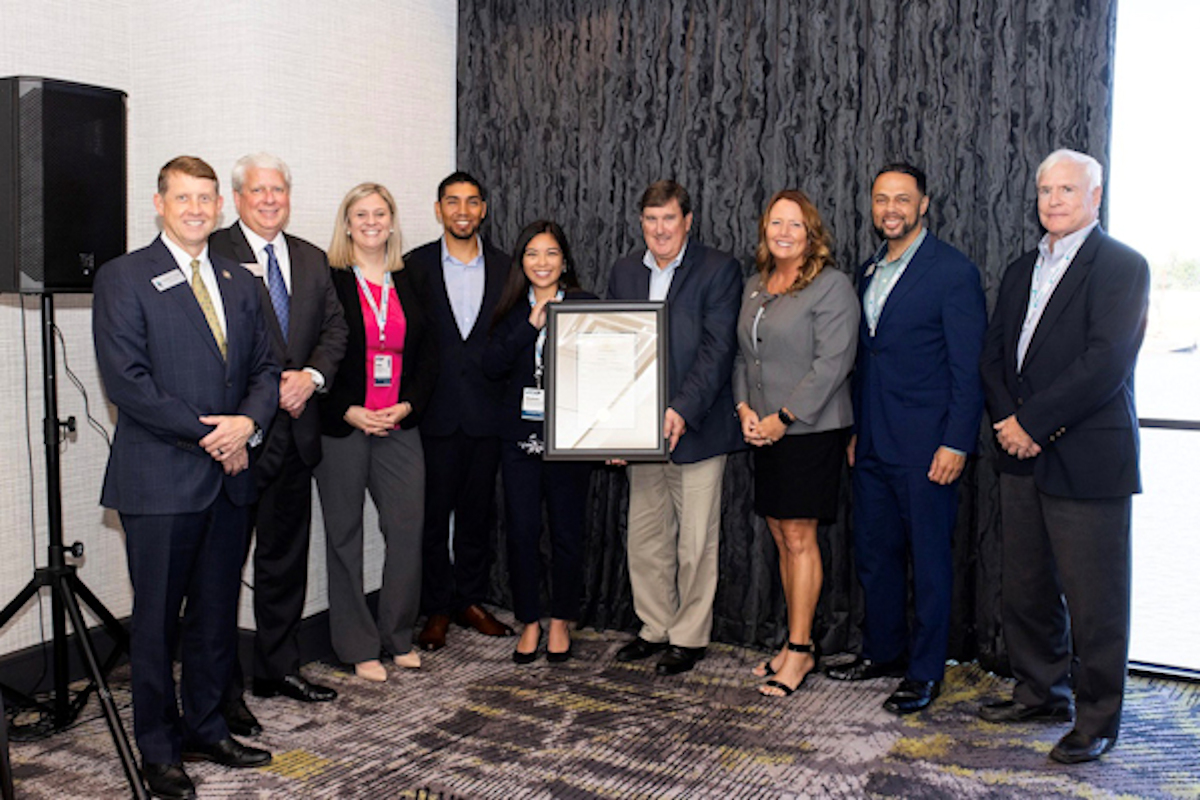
[1036,149,1103,192]
[231,152,292,192]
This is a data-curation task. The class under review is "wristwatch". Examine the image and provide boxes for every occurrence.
[777,407,796,426]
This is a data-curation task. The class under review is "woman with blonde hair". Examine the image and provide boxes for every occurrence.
[314,183,436,682]
[734,189,859,697]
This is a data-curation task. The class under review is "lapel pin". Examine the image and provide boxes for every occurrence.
[221,270,231,280]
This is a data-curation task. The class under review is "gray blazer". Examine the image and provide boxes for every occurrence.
[733,267,859,435]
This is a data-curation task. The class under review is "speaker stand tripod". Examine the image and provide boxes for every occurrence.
[0,293,146,799]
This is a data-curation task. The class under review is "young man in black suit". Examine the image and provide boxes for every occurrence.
[404,172,514,651]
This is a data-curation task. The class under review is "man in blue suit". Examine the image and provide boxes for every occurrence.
[826,164,986,714]
[93,156,279,799]
[608,180,743,675]
[978,150,1149,764]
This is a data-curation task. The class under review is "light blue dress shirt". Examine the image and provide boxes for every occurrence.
[441,235,486,339]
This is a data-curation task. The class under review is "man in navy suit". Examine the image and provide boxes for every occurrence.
[404,172,514,651]
[978,150,1149,764]
[826,164,987,714]
[93,156,279,799]
[210,153,348,736]
[608,180,743,676]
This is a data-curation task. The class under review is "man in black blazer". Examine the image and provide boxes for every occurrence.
[607,180,743,676]
[209,154,348,735]
[93,156,277,799]
[978,149,1150,764]
[404,171,514,651]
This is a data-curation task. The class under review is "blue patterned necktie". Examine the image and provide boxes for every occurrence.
[265,243,289,341]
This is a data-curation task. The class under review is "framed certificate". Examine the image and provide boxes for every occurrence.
[544,301,669,461]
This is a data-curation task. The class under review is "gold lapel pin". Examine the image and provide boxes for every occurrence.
[221,270,232,280]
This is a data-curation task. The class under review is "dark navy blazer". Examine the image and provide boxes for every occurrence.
[483,289,599,443]
[607,239,744,465]
[93,236,280,515]
[852,231,987,467]
[980,228,1149,498]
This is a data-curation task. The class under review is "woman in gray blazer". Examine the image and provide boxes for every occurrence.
[734,189,859,698]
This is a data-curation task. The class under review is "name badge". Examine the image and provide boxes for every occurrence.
[151,270,186,292]
[521,387,545,421]
[373,354,393,388]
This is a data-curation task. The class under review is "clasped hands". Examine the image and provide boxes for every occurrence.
[199,414,255,476]
[344,402,412,436]
[738,406,785,447]
[279,369,317,419]
[994,414,1041,460]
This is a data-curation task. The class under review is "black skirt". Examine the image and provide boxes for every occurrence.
[753,427,850,521]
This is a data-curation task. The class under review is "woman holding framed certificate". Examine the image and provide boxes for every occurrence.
[485,220,597,664]
[314,183,436,682]
[733,190,860,698]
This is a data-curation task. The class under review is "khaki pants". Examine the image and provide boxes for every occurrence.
[626,455,726,648]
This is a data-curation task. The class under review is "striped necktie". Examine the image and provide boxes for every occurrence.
[191,259,227,359]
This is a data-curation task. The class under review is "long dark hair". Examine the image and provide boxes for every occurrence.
[491,220,580,330]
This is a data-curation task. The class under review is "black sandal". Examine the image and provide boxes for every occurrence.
[758,641,819,698]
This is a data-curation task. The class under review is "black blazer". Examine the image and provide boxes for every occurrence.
[606,239,744,464]
[209,224,348,467]
[483,289,599,442]
[403,239,510,437]
[980,227,1150,498]
[318,266,438,438]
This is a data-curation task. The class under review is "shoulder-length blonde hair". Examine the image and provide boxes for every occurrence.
[754,189,834,293]
[328,183,405,272]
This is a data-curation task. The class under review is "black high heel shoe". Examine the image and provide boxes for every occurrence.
[758,640,819,698]
[513,624,541,665]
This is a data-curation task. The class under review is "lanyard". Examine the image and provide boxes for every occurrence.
[530,287,564,389]
[352,266,392,344]
[1023,236,1087,331]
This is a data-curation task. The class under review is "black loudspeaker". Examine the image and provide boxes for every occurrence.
[0,77,126,294]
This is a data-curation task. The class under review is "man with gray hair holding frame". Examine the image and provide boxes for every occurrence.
[978,148,1149,763]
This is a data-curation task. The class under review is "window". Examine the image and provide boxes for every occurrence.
[1110,0,1200,674]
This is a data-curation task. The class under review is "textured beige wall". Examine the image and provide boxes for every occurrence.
[0,0,457,656]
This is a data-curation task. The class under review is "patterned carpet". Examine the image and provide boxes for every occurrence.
[7,613,1200,798]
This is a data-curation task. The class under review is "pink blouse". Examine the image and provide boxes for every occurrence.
[357,277,407,413]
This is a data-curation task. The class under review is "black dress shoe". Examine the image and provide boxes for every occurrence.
[142,762,196,800]
[979,699,1073,724]
[825,655,907,682]
[883,679,940,714]
[182,736,272,768]
[615,637,668,662]
[656,645,706,675]
[221,696,262,737]
[1050,728,1117,764]
[253,674,337,702]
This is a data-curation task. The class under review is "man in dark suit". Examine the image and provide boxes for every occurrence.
[209,153,348,736]
[978,149,1149,764]
[607,180,743,676]
[404,171,514,651]
[826,164,987,714]
[93,156,278,799]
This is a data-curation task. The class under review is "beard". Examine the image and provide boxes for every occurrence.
[873,214,920,241]
[445,222,479,241]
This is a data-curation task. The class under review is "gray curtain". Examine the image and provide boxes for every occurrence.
[462,0,1117,671]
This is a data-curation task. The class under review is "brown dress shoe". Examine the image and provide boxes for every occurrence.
[418,614,451,651]
[454,604,515,637]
